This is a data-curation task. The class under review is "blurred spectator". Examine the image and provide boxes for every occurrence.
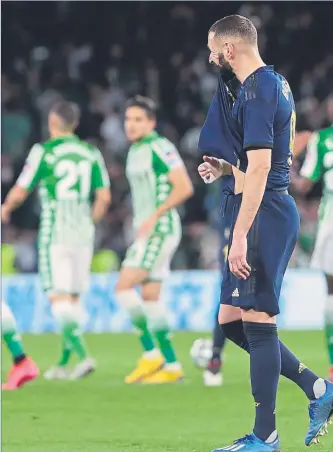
[1,2,332,271]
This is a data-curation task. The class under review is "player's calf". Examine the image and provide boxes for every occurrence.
[49,297,92,377]
[242,314,281,443]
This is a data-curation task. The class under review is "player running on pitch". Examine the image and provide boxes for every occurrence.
[1,101,111,381]
[115,95,193,384]
[293,121,333,381]
[199,15,333,452]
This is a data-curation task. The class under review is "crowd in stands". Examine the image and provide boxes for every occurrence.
[2,2,332,273]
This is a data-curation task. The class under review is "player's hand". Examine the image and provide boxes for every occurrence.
[198,156,223,184]
[136,213,158,239]
[228,233,251,280]
[1,204,11,224]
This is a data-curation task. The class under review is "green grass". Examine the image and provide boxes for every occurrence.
[2,331,333,452]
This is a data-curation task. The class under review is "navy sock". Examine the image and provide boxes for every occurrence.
[279,341,319,400]
[243,322,281,442]
[221,320,319,400]
[212,315,226,361]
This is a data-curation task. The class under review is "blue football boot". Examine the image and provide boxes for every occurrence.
[305,380,333,446]
[212,433,280,452]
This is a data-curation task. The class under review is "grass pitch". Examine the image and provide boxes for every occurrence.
[2,331,332,452]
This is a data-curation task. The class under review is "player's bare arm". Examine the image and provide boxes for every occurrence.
[137,166,193,238]
[1,185,29,224]
[91,187,112,224]
[229,149,271,280]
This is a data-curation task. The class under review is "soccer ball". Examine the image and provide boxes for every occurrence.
[190,338,213,369]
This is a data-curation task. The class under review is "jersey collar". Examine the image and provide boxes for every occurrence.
[135,131,158,146]
[243,65,274,85]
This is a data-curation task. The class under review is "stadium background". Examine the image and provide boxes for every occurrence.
[2,1,333,332]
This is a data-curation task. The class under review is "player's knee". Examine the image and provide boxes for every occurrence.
[51,299,75,326]
[241,309,276,324]
[49,293,73,303]
[115,268,148,292]
[141,282,161,301]
[114,288,142,311]
[115,278,133,292]
[218,305,242,325]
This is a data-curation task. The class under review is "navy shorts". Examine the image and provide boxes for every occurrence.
[220,191,300,316]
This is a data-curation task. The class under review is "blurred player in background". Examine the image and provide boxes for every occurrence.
[198,168,234,387]
[293,115,333,381]
[115,96,193,384]
[1,101,111,381]
[2,300,39,390]
[198,73,240,387]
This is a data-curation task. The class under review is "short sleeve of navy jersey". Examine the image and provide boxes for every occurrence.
[241,76,278,151]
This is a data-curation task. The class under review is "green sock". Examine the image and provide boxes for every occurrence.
[63,321,88,361]
[2,306,25,361]
[58,337,72,366]
[145,302,177,364]
[326,296,333,366]
[154,327,177,364]
[130,307,156,352]
[3,328,25,360]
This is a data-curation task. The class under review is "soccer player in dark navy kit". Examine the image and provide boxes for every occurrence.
[199,15,333,452]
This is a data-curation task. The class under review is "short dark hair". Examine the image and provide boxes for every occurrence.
[50,101,80,130]
[126,95,157,120]
[209,15,257,45]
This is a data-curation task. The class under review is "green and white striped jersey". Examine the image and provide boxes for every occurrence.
[300,126,333,222]
[17,135,110,246]
[126,131,183,234]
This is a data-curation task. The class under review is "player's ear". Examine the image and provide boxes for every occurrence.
[225,43,233,60]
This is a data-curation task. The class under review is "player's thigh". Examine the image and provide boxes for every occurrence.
[148,232,181,281]
[118,239,150,290]
[116,267,149,291]
[40,244,73,296]
[70,246,93,295]
[311,221,333,277]
[218,304,242,324]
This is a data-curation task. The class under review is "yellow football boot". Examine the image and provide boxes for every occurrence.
[141,367,184,384]
[125,355,164,384]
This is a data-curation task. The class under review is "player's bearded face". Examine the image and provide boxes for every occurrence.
[217,52,232,70]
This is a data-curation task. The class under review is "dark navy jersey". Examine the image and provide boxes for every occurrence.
[233,66,296,191]
[221,174,234,195]
[199,66,296,192]
[198,74,242,167]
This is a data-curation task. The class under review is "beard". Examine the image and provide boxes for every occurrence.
[218,53,232,71]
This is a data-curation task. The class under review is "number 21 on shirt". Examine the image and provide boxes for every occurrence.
[55,160,92,200]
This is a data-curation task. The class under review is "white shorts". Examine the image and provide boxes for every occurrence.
[39,244,93,295]
[311,220,333,276]
[122,232,180,281]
